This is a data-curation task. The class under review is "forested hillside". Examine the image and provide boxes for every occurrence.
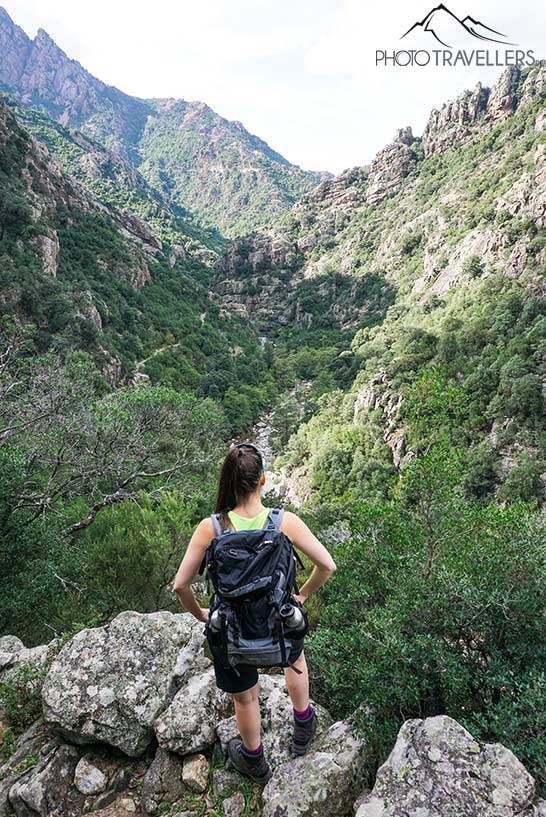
[0,7,327,238]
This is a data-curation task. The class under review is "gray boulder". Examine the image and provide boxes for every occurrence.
[182,753,209,793]
[222,791,245,817]
[8,742,83,817]
[154,668,232,754]
[73,757,108,795]
[141,747,185,814]
[0,721,51,817]
[42,611,205,756]
[216,674,332,768]
[356,715,539,817]
[261,717,367,817]
[0,639,60,688]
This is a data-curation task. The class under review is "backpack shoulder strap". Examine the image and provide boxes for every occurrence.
[264,506,284,532]
[211,512,235,535]
[210,513,223,537]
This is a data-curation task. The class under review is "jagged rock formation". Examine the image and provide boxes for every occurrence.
[422,65,546,155]
[0,7,328,238]
[0,616,544,817]
[213,64,546,335]
[213,62,546,503]
[261,718,367,817]
[366,127,420,205]
[0,94,270,392]
[0,97,163,279]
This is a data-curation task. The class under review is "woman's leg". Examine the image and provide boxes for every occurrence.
[233,682,261,749]
[283,649,310,712]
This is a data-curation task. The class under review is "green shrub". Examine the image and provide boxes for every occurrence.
[307,447,546,788]
[0,662,49,733]
[466,672,546,794]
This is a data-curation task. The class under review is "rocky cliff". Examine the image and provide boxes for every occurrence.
[215,65,546,333]
[0,96,268,389]
[0,97,156,285]
[0,613,544,817]
[0,7,328,238]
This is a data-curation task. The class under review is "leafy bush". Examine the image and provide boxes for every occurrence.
[307,446,546,788]
[466,672,546,794]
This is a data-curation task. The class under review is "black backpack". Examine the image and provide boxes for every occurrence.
[201,507,308,675]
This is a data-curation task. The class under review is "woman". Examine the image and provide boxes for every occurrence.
[172,442,336,784]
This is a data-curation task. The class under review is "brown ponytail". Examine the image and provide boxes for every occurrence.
[215,443,264,529]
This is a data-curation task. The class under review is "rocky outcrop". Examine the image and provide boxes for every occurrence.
[140,749,185,814]
[366,127,419,206]
[8,742,82,817]
[31,233,60,278]
[215,675,331,768]
[356,715,544,817]
[1,618,545,817]
[42,611,205,756]
[0,7,150,159]
[422,66,544,156]
[422,82,490,155]
[353,371,409,468]
[154,668,232,754]
[486,66,521,122]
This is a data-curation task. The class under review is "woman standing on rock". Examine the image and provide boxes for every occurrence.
[173,442,336,784]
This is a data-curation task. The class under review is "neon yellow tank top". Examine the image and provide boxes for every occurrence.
[228,508,269,531]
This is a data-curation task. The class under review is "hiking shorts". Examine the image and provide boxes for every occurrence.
[211,638,305,694]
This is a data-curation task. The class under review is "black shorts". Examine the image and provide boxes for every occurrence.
[211,638,305,694]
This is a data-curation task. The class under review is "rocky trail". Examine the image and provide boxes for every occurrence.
[0,612,544,817]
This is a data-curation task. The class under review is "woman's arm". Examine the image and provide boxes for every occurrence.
[172,517,214,622]
[283,511,336,601]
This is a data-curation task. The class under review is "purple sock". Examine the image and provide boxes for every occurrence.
[242,741,263,756]
[294,704,311,721]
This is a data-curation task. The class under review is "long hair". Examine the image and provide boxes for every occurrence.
[215,443,264,529]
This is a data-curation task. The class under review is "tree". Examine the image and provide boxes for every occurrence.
[0,329,225,533]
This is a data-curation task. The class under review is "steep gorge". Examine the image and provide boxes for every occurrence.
[215,64,546,507]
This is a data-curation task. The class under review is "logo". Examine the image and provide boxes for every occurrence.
[376,4,536,68]
[401,4,516,48]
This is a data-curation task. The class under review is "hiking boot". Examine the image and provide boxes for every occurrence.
[291,706,318,756]
[226,738,273,785]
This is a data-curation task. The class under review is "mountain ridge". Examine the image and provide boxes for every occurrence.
[0,6,328,237]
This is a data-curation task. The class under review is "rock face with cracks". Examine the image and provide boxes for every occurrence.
[41,611,205,756]
[1,616,546,817]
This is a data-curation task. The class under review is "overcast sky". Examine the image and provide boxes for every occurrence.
[8,0,545,173]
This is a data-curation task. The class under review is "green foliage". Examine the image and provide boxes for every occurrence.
[466,672,546,794]
[72,492,199,620]
[138,99,323,238]
[0,661,50,733]
[0,347,226,643]
[11,101,221,253]
[307,446,546,787]
[462,254,484,278]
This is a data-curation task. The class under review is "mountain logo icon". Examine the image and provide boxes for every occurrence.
[401,4,517,48]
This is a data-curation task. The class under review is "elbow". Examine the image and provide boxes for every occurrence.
[324,560,336,577]
[172,579,188,594]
